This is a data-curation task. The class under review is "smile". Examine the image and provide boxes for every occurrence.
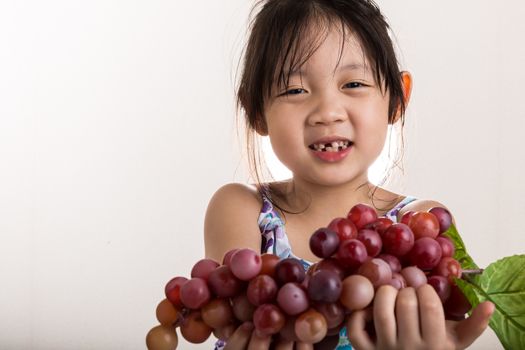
[309,143,353,162]
[308,140,352,152]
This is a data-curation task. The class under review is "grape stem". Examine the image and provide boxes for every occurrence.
[461,268,484,276]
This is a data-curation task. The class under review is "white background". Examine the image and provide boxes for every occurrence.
[0,1,523,349]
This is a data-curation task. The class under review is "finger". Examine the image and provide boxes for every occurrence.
[417,284,447,344]
[223,322,254,350]
[455,301,495,349]
[346,308,375,350]
[247,329,272,350]
[373,285,398,348]
[395,287,422,345]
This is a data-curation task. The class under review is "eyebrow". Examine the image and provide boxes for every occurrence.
[284,63,370,77]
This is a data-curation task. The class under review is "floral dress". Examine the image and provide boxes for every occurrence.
[214,187,416,350]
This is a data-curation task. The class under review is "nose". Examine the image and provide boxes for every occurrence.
[307,94,346,126]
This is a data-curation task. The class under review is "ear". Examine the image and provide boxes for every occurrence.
[391,71,412,124]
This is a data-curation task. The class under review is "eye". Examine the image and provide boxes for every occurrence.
[280,88,306,96]
[344,82,365,89]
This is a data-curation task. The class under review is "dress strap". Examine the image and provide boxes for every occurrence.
[384,196,417,222]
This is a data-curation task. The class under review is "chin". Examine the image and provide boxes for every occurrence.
[308,174,365,188]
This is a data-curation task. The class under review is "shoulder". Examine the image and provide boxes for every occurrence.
[203,183,264,262]
[204,183,263,225]
[207,182,262,207]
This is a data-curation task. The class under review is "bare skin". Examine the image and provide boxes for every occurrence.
[204,22,494,350]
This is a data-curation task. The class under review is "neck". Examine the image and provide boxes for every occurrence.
[282,175,377,218]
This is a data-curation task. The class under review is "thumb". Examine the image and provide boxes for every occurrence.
[455,301,495,349]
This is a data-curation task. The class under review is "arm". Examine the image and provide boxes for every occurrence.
[203,183,314,350]
[204,183,263,262]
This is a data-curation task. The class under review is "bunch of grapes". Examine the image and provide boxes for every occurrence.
[146,204,474,349]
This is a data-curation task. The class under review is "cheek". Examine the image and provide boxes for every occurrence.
[269,130,299,155]
[354,116,388,154]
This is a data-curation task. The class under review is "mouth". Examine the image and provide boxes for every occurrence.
[308,140,353,152]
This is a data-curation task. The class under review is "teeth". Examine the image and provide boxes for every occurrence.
[310,140,350,152]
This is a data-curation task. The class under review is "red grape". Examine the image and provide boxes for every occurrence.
[307,270,342,303]
[382,223,415,257]
[400,210,414,225]
[312,301,345,329]
[309,228,340,258]
[377,254,402,273]
[428,275,452,303]
[180,310,212,344]
[146,325,178,350]
[180,277,211,309]
[207,265,244,298]
[277,282,309,315]
[295,309,327,343]
[230,248,262,281]
[259,253,280,277]
[436,236,455,258]
[231,294,256,322]
[357,228,383,257]
[275,258,306,285]
[336,239,368,270]
[253,304,285,335]
[191,258,219,281]
[164,276,188,309]
[365,217,393,236]
[222,248,240,266]
[247,274,278,306]
[433,256,462,282]
[409,212,440,239]
[152,204,471,350]
[328,217,358,242]
[358,258,392,288]
[429,207,453,233]
[311,257,345,280]
[156,299,181,326]
[347,203,378,229]
[340,275,374,310]
[408,237,443,270]
[201,298,234,329]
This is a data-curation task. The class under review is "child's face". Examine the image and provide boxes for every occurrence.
[263,26,391,187]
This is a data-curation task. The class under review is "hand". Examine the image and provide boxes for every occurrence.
[346,284,495,350]
[219,322,314,350]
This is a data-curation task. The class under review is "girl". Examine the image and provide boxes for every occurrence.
[204,0,494,349]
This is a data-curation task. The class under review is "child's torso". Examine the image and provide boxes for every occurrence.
[257,182,417,265]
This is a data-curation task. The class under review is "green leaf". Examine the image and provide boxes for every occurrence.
[459,255,525,350]
[444,226,525,348]
[443,224,479,272]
